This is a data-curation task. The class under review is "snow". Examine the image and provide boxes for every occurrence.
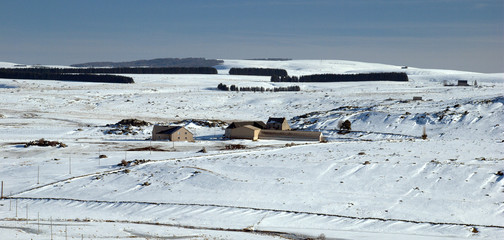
[0,59,503,239]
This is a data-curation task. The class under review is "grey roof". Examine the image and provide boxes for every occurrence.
[267,117,287,124]
[227,121,267,129]
[158,126,184,135]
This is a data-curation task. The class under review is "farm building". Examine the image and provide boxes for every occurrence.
[152,125,194,141]
[226,125,262,141]
[259,130,323,141]
[457,80,469,86]
[266,117,291,130]
[225,118,322,142]
[224,121,266,139]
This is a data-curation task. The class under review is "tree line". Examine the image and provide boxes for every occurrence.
[229,68,288,76]
[0,67,218,75]
[271,72,409,82]
[217,83,300,92]
[0,69,134,83]
[71,57,223,68]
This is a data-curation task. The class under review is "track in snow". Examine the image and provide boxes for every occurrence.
[4,196,503,230]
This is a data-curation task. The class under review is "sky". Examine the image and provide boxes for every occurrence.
[0,0,503,73]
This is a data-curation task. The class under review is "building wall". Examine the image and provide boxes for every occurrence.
[266,121,291,130]
[227,126,260,140]
[152,126,194,141]
[170,128,194,142]
[281,121,291,130]
[152,125,172,141]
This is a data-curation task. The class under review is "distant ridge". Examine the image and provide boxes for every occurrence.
[71,58,223,68]
[245,58,292,61]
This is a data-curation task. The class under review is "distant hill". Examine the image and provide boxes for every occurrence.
[71,58,223,68]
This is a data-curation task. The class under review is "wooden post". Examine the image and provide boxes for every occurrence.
[37,212,40,234]
[69,157,72,174]
[26,204,28,224]
[15,199,18,217]
[1,180,3,199]
[50,217,53,240]
[37,166,40,184]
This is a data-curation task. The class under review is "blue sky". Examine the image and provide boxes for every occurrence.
[1,0,503,72]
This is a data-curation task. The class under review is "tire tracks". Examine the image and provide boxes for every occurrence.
[4,196,503,230]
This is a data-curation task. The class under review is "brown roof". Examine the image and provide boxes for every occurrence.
[227,121,267,129]
[157,126,184,135]
[267,117,287,124]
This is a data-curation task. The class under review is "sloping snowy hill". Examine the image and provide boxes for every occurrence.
[0,59,503,239]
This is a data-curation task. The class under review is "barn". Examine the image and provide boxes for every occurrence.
[224,121,266,139]
[259,129,323,141]
[266,117,291,130]
[152,125,194,141]
[225,118,323,142]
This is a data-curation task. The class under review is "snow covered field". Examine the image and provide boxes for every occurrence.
[0,59,503,239]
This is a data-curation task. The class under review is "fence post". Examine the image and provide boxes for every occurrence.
[1,181,3,199]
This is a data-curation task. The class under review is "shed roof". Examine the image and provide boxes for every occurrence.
[267,117,287,124]
[227,121,266,129]
[259,129,322,141]
[242,125,261,131]
[157,126,184,135]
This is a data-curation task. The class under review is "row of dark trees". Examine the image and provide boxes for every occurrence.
[0,67,218,75]
[229,68,288,77]
[71,57,223,68]
[271,72,409,82]
[0,70,134,83]
[217,83,300,92]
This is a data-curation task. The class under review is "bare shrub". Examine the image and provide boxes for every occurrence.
[224,144,246,150]
[338,120,351,131]
[421,126,427,140]
[24,138,67,148]
[118,159,128,166]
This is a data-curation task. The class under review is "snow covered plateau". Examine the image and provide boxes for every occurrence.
[0,59,503,239]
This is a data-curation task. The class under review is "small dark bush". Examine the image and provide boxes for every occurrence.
[24,138,67,148]
[224,144,247,150]
[115,119,151,127]
[99,154,108,159]
[338,120,352,131]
